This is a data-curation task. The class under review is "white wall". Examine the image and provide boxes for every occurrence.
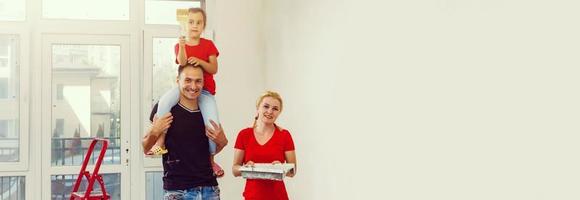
[211,1,265,199]
[263,0,580,199]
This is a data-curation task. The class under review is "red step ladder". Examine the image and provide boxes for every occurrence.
[70,138,110,200]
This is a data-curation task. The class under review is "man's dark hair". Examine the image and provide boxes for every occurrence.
[177,64,200,77]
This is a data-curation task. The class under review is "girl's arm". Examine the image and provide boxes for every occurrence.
[232,149,245,177]
[285,150,297,177]
[177,37,187,66]
[188,55,218,74]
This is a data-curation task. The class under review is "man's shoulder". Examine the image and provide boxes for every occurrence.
[150,103,189,119]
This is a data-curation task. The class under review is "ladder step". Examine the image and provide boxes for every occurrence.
[71,191,110,199]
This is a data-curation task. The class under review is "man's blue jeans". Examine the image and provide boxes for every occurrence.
[164,186,220,200]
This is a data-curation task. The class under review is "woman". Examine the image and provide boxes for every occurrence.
[232,91,297,200]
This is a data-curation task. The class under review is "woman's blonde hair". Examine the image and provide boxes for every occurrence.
[253,91,283,130]
[256,91,283,111]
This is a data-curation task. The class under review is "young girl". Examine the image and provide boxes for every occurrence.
[147,7,223,177]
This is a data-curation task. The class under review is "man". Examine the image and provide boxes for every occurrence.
[142,64,228,200]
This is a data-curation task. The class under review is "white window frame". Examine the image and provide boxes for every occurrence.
[41,0,130,21]
[142,28,180,169]
[0,30,30,172]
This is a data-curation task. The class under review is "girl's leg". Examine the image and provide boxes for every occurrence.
[199,90,223,177]
[148,86,180,155]
[146,133,168,155]
[199,90,219,154]
[158,86,181,117]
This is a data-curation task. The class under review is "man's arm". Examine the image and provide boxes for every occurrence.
[142,113,173,154]
[214,134,228,154]
[142,126,163,154]
[206,120,228,154]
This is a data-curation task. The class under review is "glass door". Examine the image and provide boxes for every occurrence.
[41,34,131,200]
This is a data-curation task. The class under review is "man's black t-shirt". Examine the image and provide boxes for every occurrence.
[149,102,217,190]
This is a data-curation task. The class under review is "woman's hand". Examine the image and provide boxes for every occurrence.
[244,161,255,167]
[286,169,295,177]
[232,149,245,177]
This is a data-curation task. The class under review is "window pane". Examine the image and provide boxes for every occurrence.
[0,36,18,99]
[0,35,19,163]
[145,172,163,200]
[43,0,129,20]
[152,37,179,105]
[51,173,120,200]
[0,120,18,162]
[0,78,6,98]
[0,176,25,200]
[0,0,25,21]
[145,0,202,25]
[51,45,121,166]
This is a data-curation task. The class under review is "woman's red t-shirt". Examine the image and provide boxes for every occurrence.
[234,127,295,200]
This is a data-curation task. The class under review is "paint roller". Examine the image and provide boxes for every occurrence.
[176,8,188,38]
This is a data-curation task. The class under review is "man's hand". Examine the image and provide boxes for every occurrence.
[206,120,227,152]
[151,113,173,137]
[142,112,173,154]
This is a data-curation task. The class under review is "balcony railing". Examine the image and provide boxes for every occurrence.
[0,176,25,200]
[51,137,122,166]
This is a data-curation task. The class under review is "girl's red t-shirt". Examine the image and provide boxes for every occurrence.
[174,38,219,95]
